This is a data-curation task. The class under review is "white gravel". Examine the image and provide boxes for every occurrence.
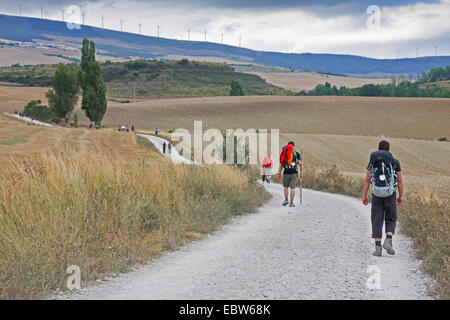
[137,134,195,165]
[59,182,431,300]
[11,114,57,127]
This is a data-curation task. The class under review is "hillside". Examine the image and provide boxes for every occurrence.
[1,14,450,76]
[0,59,288,98]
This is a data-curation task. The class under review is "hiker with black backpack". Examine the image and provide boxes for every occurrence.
[277,141,302,207]
[362,140,404,257]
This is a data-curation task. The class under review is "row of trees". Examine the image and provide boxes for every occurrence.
[24,39,107,125]
[299,77,450,98]
[416,66,450,84]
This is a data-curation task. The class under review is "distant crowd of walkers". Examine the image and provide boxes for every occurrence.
[119,124,135,132]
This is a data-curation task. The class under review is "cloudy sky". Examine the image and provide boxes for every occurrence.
[1,0,449,58]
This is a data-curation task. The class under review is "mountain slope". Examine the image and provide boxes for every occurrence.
[1,14,450,76]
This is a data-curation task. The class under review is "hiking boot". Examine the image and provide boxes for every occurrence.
[372,245,382,257]
[383,239,395,255]
[282,199,289,206]
[289,202,296,207]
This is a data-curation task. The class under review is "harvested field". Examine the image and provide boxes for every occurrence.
[0,85,49,113]
[100,96,450,141]
[246,71,391,91]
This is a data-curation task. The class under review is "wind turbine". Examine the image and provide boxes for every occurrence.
[204,30,207,41]
[62,8,64,22]
[120,18,125,32]
[81,10,86,25]
[187,29,190,41]
[221,33,223,44]
[157,25,161,37]
[139,22,142,34]
[19,4,22,17]
[101,14,105,29]
[239,36,241,47]
[40,7,44,19]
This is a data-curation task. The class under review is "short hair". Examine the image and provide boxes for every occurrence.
[378,140,390,151]
[288,141,295,146]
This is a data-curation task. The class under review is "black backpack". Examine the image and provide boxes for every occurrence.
[369,151,397,197]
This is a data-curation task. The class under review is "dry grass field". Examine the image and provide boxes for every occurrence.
[245,71,391,91]
[0,84,49,114]
[0,115,266,299]
[0,47,127,67]
[0,115,147,157]
[100,96,450,141]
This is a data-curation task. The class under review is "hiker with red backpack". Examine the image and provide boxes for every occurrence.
[277,141,303,207]
[261,157,273,183]
[362,140,404,257]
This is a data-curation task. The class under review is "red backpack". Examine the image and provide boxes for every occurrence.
[280,144,294,166]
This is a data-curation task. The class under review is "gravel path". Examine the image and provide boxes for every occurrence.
[11,114,57,127]
[137,134,195,164]
[60,182,431,300]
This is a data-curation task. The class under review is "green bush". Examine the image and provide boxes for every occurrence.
[23,100,56,123]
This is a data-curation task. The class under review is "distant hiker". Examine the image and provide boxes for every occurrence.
[261,157,273,183]
[131,125,135,132]
[168,142,172,154]
[126,125,129,132]
[362,140,404,257]
[121,125,125,132]
[96,124,99,130]
[277,141,302,207]
[89,123,93,129]
[162,141,167,154]
[155,128,159,136]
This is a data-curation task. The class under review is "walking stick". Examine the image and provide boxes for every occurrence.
[299,151,303,205]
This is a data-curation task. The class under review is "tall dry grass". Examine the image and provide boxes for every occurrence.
[399,193,449,299]
[0,151,268,299]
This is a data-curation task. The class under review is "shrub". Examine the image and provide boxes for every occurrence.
[23,100,56,122]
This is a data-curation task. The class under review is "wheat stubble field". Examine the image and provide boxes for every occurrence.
[249,72,391,91]
[101,96,450,140]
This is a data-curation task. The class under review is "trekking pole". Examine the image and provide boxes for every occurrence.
[300,151,303,205]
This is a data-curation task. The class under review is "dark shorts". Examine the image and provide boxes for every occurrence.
[371,193,397,239]
[283,173,298,188]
